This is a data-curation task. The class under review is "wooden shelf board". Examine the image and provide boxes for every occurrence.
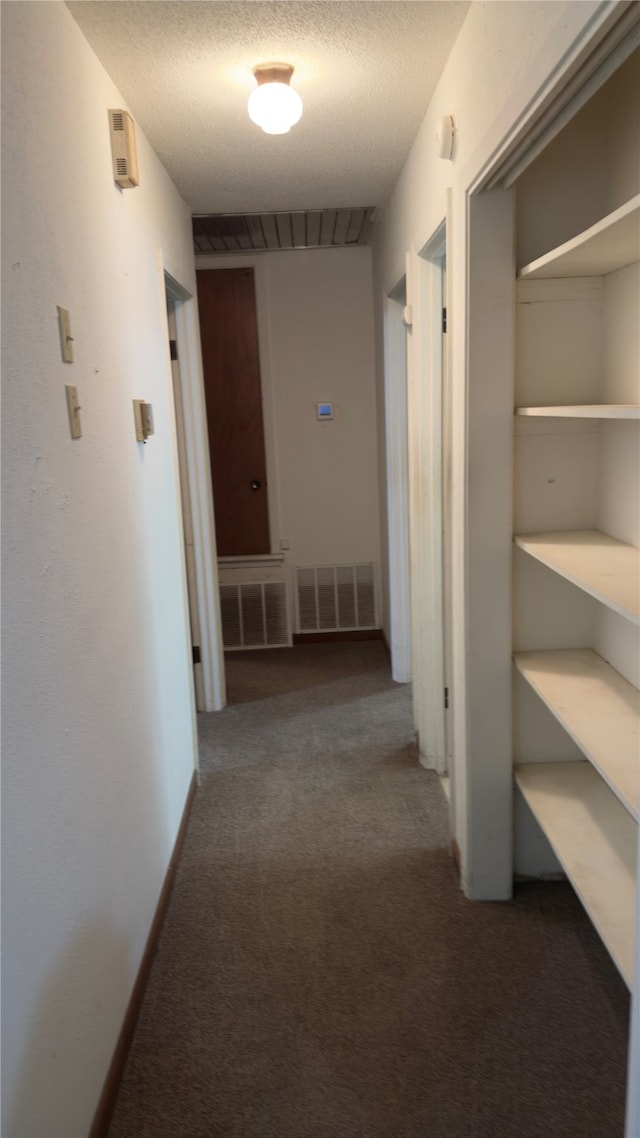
[515,405,640,420]
[518,196,640,280]
[514,530,640,624]
[515,762,636,987]
[514,649,639,819]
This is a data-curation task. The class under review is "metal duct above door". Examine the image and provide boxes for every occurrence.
[193,207,376,255]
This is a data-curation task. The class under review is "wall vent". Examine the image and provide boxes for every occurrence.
[108,109,139,189]
[219,581,290,650]
[193,207,376,254]
[295,563,377,633]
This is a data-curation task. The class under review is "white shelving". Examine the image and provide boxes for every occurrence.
[514,649,639,818]
[515,762,636,987]
[515,405,640,419]
[514,529,640,624]
[513,151,639,993]
[518,195,640,280]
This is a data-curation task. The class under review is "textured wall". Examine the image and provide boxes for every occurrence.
[266,248,379,570]
[1,4,198,1135]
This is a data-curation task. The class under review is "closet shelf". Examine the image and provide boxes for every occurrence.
[515,405,640,420]
[515,762,636,987]
[518,195,640,280]
[514,529,640,624]
[514,649,639,819]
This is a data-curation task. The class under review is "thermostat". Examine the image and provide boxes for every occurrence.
[316,402,334,420]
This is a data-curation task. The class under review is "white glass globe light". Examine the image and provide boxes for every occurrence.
[248,64,303,135]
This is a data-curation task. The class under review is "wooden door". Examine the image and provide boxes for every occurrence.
[196,267,270,556]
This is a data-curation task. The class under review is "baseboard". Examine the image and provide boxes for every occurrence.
[292,629,383,645]
[89,769,198,1138]
[451,837,461,875]
[381,632,391,663]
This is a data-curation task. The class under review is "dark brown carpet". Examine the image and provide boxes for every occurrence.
[108,642,629,1138]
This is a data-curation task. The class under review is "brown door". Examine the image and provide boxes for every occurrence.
[196,267,270,556]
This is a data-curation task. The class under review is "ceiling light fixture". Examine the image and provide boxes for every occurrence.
[248,63,302,135]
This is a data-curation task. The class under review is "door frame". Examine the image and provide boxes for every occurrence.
[194,254,283,554]
[167,296,206,711]
[441,250,454,777]
[404,205,450,776]
[382,283,412,684]
[163,265,226,713]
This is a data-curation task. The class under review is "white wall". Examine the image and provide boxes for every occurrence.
[371,0,613,895]
[1,4,200,1135]
[196,248,381,606]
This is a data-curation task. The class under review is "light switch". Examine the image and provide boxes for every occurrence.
[140,401,154,438]
[57,305,74,363]
[65,385,82,438]
[133,399,154,442]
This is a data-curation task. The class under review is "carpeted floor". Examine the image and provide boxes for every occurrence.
[108,642,629,1138]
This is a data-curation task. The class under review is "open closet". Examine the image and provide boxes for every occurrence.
[511,49,639,987]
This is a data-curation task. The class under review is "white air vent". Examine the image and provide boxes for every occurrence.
[108,109,139,189]
[219,581,290,650]
[296,564,377,632]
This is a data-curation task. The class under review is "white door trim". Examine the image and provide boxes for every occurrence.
[167,298,207,713]
[164,267,226,713]
[382,293,412,684]
[462,187,515,900]
[441,218,454,785]
[406,224,447,774]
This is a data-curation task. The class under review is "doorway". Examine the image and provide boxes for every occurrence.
[404,219,451,779]
[383,281,411,685]
[167,294,206,711]
[164,271,226,713]
[440,254,454,776]
[196,267,271,556]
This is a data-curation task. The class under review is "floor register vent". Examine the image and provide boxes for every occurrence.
[220,581,289,650]
[296,563,377,633]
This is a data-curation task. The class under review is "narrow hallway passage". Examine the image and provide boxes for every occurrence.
[109,643,628,1138]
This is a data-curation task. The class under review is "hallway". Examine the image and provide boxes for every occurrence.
[108,644,628,1138]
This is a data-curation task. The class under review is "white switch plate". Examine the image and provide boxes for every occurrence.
[65,384,82,438]
[140,401,154,438]
[133,399,154,442]
[57,305,74,363]
[133,399,145,441]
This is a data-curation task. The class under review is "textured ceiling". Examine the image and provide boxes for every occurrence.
[66,1,469,215]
